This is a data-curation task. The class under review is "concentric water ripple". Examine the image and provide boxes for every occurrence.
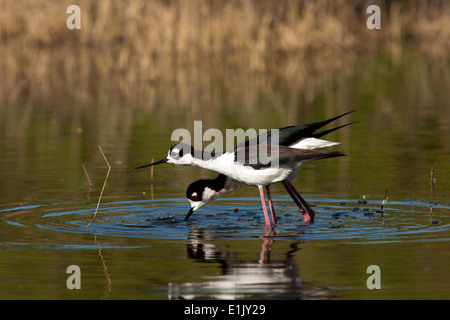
[2,196,449,244]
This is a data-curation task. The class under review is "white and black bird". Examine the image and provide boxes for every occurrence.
[136,111,354,225]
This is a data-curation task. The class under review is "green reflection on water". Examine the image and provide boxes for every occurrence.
[1,45,450,299]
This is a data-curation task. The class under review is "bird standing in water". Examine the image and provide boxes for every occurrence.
[136,111,354,226]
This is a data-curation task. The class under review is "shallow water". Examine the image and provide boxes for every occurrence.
[1,33,450,299]
[1,194,449,299]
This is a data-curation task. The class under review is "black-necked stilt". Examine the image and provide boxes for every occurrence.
[136,111,354,225]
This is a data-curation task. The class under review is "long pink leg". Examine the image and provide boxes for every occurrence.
[265,185,278,224]
[258,186,271,226]
[285,181,315,221]
[282,182,310,222]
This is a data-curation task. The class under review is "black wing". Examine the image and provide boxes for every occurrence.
[234,145,344,169]
[238,110,355,148]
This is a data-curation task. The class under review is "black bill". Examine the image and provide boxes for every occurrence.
[134,158,168,169]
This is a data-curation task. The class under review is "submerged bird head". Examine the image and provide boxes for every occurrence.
[184,174,231,221]
[184,180,221,221]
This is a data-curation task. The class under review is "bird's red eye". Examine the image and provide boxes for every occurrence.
[191,195,199,201]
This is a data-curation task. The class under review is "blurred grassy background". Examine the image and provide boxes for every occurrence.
[1,0,449,115]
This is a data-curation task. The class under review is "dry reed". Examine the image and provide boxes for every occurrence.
[87,146,111,228]
[1,0,449,112]
[380,189,390,219]
[81,164,93,187]
[82,163,93,199]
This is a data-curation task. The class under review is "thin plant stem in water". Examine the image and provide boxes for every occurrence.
[87,146,111,228]
[82,163,93,187]
[380,189,390,221]
[430,162,437,196]
[82,163,93,199]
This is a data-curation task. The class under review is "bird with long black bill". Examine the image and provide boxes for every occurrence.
[136,111,354,226]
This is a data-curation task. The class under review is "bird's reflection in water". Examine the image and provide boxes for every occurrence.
[168,227,335,300]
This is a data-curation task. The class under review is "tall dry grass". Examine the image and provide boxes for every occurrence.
[2,1,448,55]
[1,0,449,98]
[0,0,449,127]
